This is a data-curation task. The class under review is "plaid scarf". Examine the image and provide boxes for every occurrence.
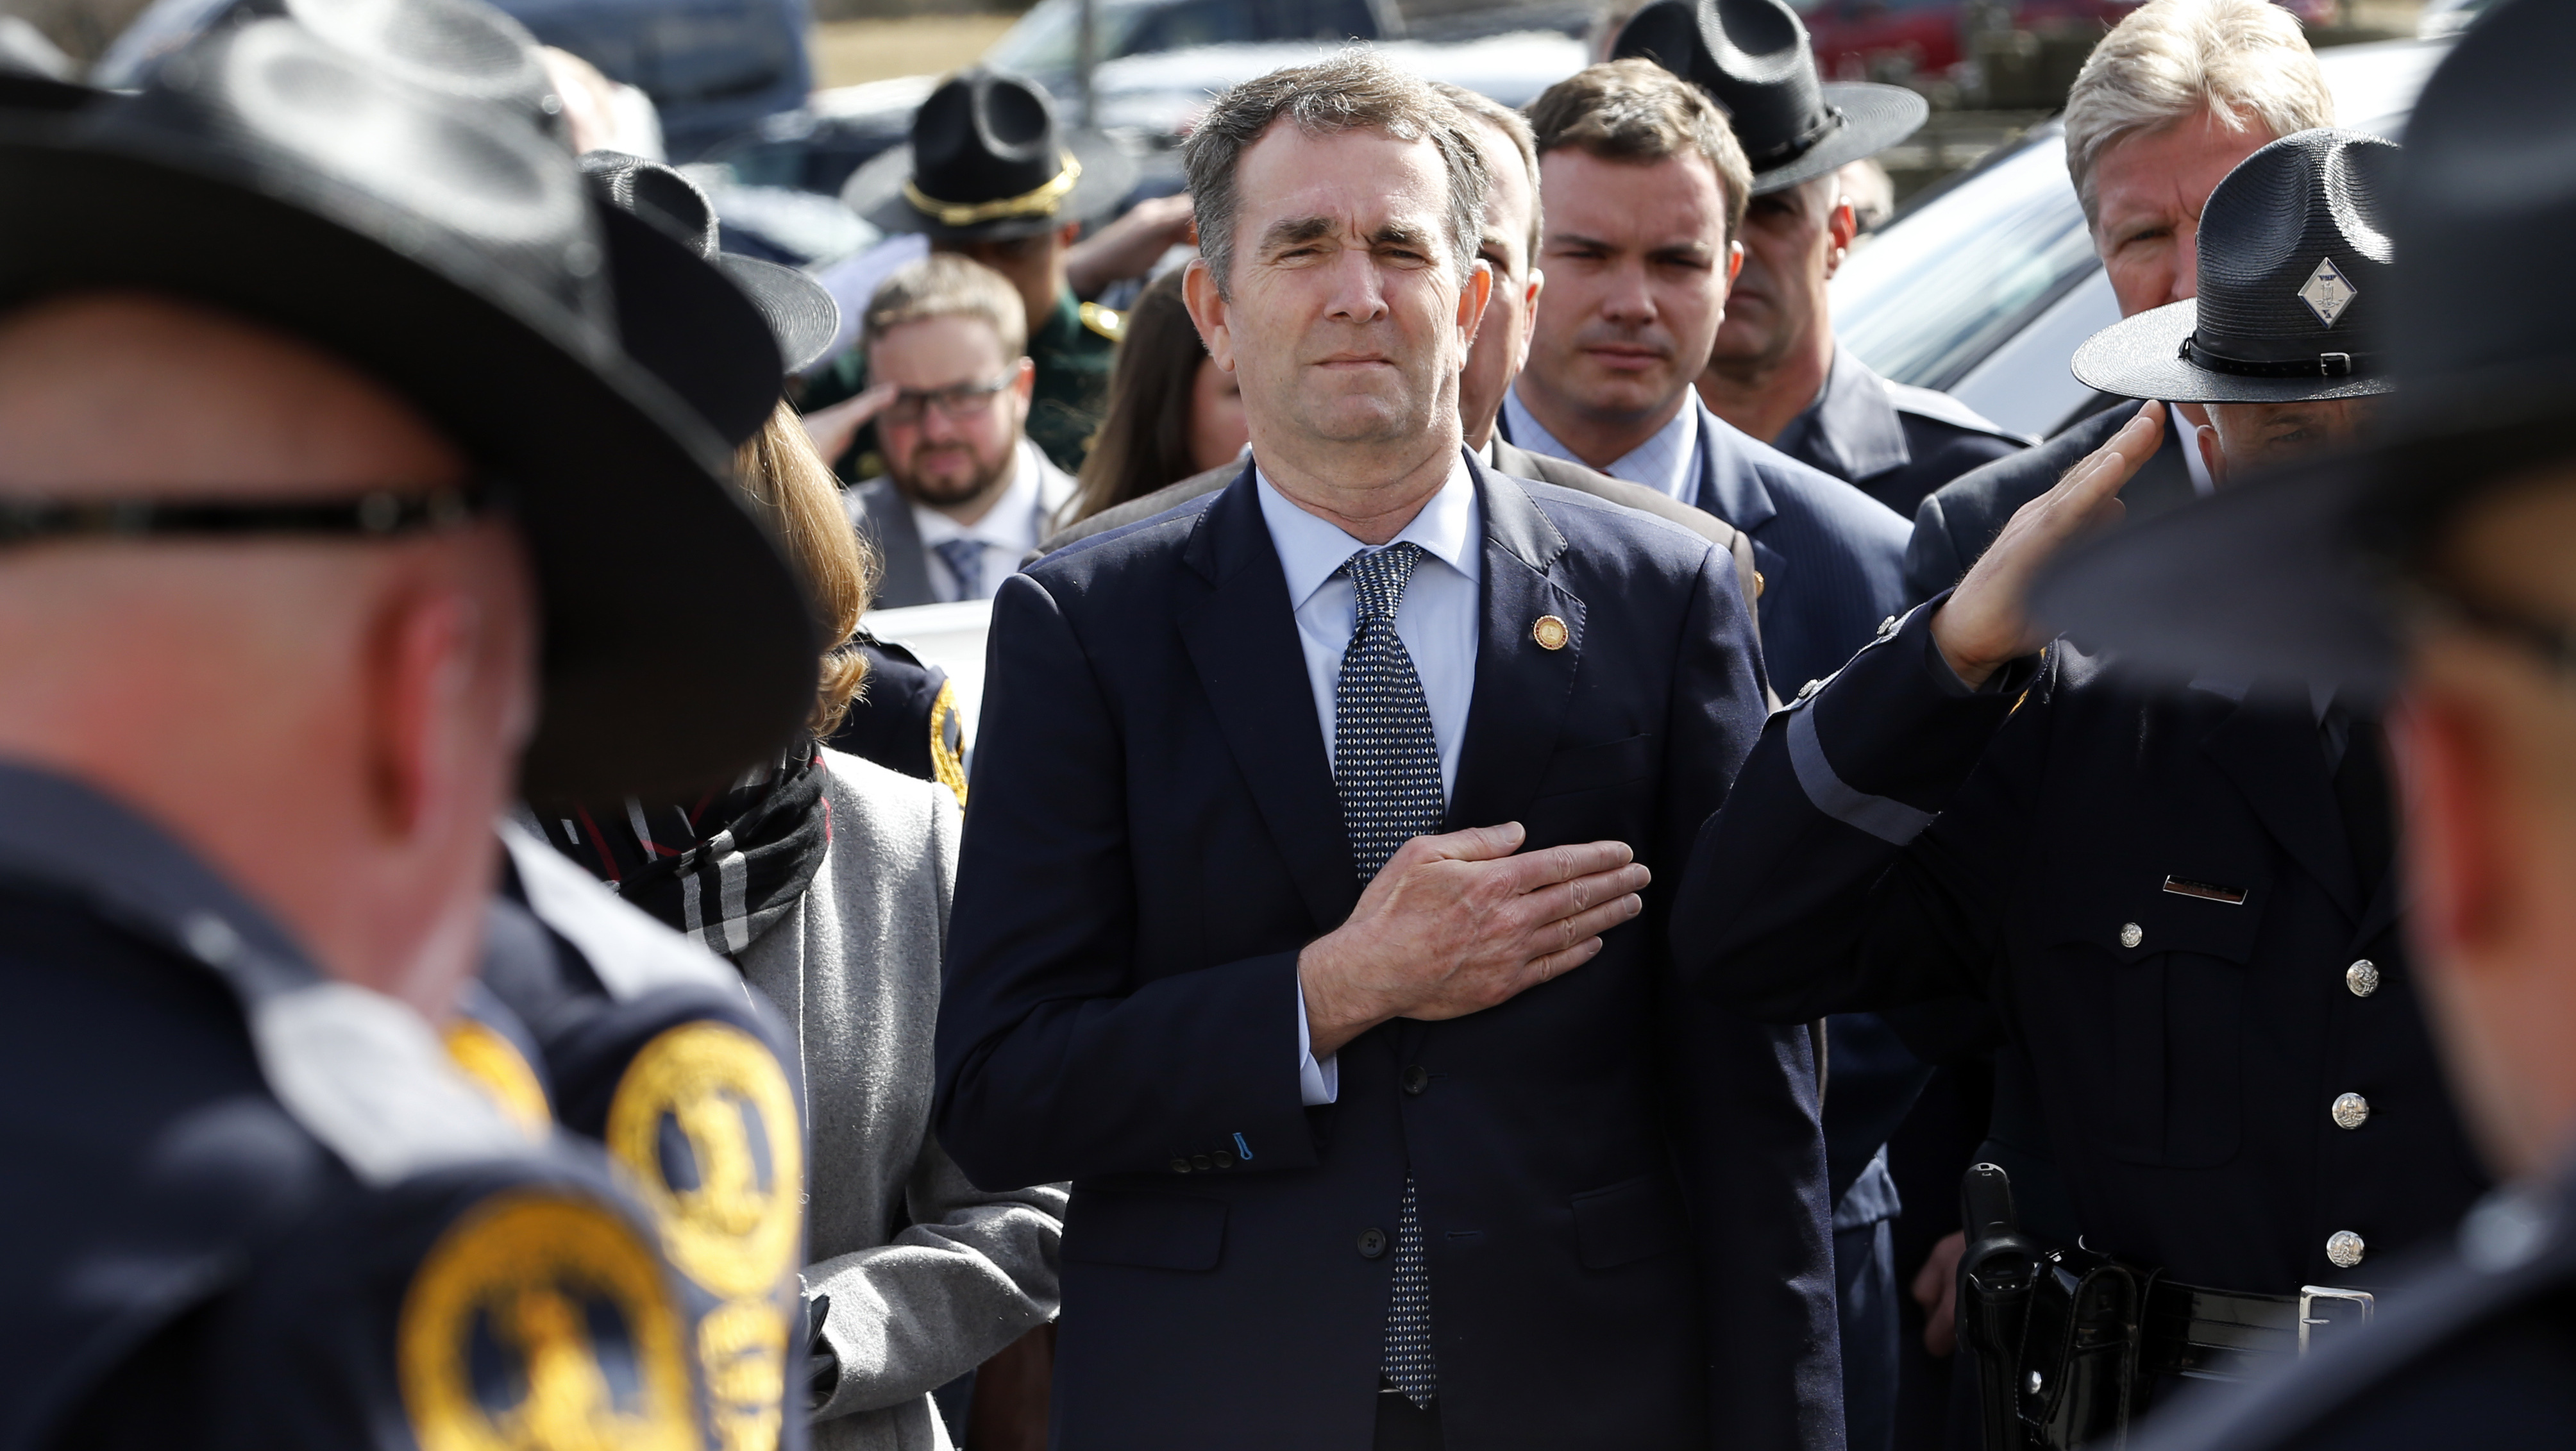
[541,744,832,958]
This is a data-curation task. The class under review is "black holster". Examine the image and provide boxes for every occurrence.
[1956,1164,2157,1451]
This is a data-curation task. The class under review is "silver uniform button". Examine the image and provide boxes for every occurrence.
[2327,1230,2366,1269]
[2119,922,2144,949]
[2332,1093,2371,1130]
[2347,959,2380,997]
[1877,615,1901,640]
[1797,678,1823,701]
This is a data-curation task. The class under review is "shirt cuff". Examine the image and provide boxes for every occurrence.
[1295,976,1340,1105]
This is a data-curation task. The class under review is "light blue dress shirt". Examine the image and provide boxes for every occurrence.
[1254,456,1483,1105]
[1501,384,1703,504]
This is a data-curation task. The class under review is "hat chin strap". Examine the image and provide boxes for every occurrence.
[904,151,1082,228]
[2182,333,2379,381]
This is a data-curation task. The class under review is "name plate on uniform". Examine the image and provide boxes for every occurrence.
[2161,875,2250,905]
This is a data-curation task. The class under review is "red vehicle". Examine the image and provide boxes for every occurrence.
[1794,0,2340,83]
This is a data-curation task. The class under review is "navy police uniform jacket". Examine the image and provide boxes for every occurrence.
[0,765,707,1451]
[1672,604,2489,1296]
[2128,1169,2576,1451]
[1771,346,2028,523]
[478,825,813,1451]
[933,456,1842,1451]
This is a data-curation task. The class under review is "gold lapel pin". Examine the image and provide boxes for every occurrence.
[1531,614,1569,651]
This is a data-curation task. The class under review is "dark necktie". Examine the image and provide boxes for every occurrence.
[1332,542,1443,1407]
[932,537,986,601]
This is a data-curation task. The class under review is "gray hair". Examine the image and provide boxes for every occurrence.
[1428,79,1542,273]
[2065,0,2333,229]
[1181,51,1489,300]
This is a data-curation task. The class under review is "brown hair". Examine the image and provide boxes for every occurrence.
[1181,50,1488,301]
[736,402,875,735]
[1072,269,1213,522]
[1527,58,1753,248]
[861,252,1029,359]
[1428,80,1544,272]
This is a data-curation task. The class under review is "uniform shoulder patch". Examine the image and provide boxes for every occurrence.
[399,1191,695,1451]
[444,1019,553,1140]
[927,678,968,809]
[1077,300,1124,342]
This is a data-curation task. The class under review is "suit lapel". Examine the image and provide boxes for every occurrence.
[1447,456,1585,834]
[2198,687,2364,920]
[858,483,938,608]
[1175,465,1360,932]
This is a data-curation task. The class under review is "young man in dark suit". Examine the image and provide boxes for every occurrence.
[935,49,1838,1451]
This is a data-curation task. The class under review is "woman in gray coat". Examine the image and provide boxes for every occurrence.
[542,403,1062,1451]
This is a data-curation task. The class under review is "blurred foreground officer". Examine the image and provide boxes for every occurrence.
[1616,0,2025,520]
[1904,0,2334,602]
[1676,127,2492,1450]
[2036,4,2576,1444]
[935,51,1837,1451]
[0,10,819,1448]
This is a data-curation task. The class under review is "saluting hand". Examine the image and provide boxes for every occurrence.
[1297,823,1649,1059]
[798,381,900,466]
[1932,401,2164,689]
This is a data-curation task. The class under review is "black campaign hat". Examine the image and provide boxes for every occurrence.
[2032,0,2576,692]
[582,150,839,427]
[841,67,1136,241]
[1613,0,1927,196]
[2073,130,2398,406]
[0,16,816,801]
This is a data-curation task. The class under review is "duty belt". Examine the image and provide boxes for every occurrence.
[1957,1163,2378,1451]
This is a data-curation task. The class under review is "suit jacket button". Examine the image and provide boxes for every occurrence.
[1171,1157,1192,1175]
[1402,1065,1430,1095]
[1358,1228,1388,1259]
[1191,1153,1214,1172]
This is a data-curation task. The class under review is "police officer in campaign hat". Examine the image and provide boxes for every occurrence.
[832,68,1137,474]
[2032,3,2576,1443]
[0,0,823,1444]
[1616,0,2026,521]
[1673,123,2495,1450]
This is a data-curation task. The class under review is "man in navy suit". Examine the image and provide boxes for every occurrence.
[934,51,1839,1451]
[1495,58,1909,698]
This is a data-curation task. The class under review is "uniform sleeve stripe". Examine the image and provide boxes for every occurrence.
[1788,703,1934,846]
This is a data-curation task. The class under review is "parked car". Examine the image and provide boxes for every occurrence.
[984,0,1395,105]
[1829,34,2446,440]
[492,0,812,160]
[1794,0,2337,84]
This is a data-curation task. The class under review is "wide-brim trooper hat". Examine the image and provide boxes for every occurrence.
[2074,130,2399,406]
[1613,0,1928,196]
[841,67,1137,242]
[2031,0,2576,695]
[0,11,816,802]
[582,151,842,413]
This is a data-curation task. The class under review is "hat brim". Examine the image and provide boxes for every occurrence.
[1749,82,1928,194]
[846,129,1138,240]
[718,253,841,374]
[0,131,818,803]
[598,204,784,446]
[2072,298,2395,405]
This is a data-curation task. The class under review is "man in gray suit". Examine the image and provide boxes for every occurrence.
[1035,83,1763,618]
[845,254,1077,608]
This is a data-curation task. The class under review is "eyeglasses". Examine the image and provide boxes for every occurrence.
[881,373,1018,426]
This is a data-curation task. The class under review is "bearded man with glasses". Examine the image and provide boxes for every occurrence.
[845,253,1079,607]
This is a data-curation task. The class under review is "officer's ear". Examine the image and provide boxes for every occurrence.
[1009,355,1035,404]
[1825,197,1858,278]
[2196,420,2228,487]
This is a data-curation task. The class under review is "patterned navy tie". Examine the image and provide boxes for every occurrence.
[932,537,986,601]
[1332,542,1443,1407]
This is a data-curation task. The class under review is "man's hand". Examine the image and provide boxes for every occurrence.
[1913,1229,1967,1357]
[799,381,898,466]
[1063,193,1196,299]
[1931,401,2163,688]
[1297,823,1648,1058]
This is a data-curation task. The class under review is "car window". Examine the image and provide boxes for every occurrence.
[986,0,1154,76]
[1127,0,1259,53]
[1830,122,2100,394]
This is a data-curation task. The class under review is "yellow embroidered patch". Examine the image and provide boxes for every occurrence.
[398,1192,693,1451]
[444,1019,552,1140]
[605,1021,802,1300]
[927,678,968,809]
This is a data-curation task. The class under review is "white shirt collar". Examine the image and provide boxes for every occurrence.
[1502,385,1701,503]
[913,439,1066,553]
[1253,451,1481,610]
